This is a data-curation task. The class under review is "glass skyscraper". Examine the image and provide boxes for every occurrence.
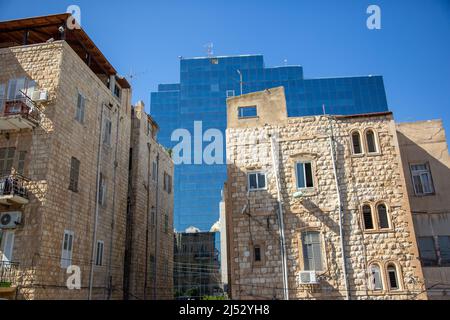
[150,54,388,232]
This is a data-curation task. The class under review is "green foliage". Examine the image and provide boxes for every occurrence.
[201,295,227,300]
[0,281,12,288]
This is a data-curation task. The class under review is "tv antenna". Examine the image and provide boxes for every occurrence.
[125,67,150,85]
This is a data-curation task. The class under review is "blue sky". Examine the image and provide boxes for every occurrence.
[1,0,449,135]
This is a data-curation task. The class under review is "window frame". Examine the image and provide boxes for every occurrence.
[95,240,104,266]
[103,118,112,146]
[362,203,375,231]
[61,230,74,269]
[298,230,326,272]
[247,171,267,191]
[237,106,258,119]
[368,262,384,292]
[386,263,400,291]
[68,157,80,192]
[418,236,438,267]
[410,163,435,196]
[364,128,380,155]
[375,202,391,230]
[17,150,27,176]
[350,130,364,156]
[295,161,315,190]
[75,91,86,124]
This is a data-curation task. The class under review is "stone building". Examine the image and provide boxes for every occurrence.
[124,101,174,300]
[225,87,427,300]
[0,14,174,300]
[174,230,221,298]
[397,120,450,299]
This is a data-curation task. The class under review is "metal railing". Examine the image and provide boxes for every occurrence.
[0,96,40,123]
[0,261,19,286]
[0,174,29,200]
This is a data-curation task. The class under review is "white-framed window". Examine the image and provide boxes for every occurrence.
[95,240,104,266]
[17,151,27,175]
[301,231,323,271]
[0,230,15,262]
[386,264,400,290]
[238,106,257,119]
[103,118,112,145]
[411,163,434,196]
[0,147,16,176]
[98,173,107,206]
[61,230,74,268]
[368,263,383,291]
[75,92,86,123]
[365,129,378,153]
[351,131,363,155]
[295,161,314,189]
[247,171,266,191]
[226,90,235,98]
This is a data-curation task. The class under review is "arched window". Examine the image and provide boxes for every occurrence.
[377,203,390,229]
[362,204,374,230]
[351,131,363,155]
[387,264,400,290]
[368,264,383,291]
[366,129,378,153]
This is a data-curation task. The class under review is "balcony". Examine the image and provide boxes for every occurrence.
[0,261,19,299]
[0,175,29,206]
[0,98,39,131]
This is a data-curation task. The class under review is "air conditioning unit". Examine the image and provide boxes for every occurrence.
[0,211,22,229]
[31,90,48,102]
[298,271,319,285]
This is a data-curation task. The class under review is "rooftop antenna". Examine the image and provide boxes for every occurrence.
[204,42,214,57]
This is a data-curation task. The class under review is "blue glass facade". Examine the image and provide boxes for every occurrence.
[151,54,388,232]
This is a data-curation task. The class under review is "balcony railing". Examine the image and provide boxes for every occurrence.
[0,174,29,205]
[0,97,40,130]
[0,261,19,287]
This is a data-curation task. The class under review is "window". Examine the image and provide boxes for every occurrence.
[147,120,152,137]
[164,173,172,194]
[69,157,80,192]
[17,151,27,175]
[411,163,434,196]
[302,231,323,271]
[296,161,314,189]
[75,93,85,123]
[98,173,107,206]
[226,90,235,98]
[1,230,15,262]
[149,255,155,276]
[95,240,104,266]
[351,131,363,155]
[377,203,390,229]
[366,130,378,153]
[254,245,262,262]
[164,213,169,234]
[7,77,26,100]
[152,161,157,181]
[418,237,438,266]
[103,118,112,145]
[0,83,5,113]
[387,264,399,290]
[368,264,383,291]
[0,147,15,176]
[238,106,257,119]
[61,230,74,268]
[114,84,121,99]
[362,205,374,230]
[210,84,219,92]
[210,58,219,65]
[248,172,266,191]
[151,207,156,227]
[438,236,450,265]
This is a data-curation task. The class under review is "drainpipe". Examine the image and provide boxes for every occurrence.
[152,153,160,300]
[106,105,121,299]
[326,114,350,300]
[88,103,105,300]
[144,142,152,299]
[269,134,289,300]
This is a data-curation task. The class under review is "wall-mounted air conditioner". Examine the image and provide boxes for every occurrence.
[298,271,319,285]
[31,90,48,102]
[0,211,22,229]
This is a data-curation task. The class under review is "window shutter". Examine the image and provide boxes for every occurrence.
[297,163,305,188]
[377,204,389,229]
